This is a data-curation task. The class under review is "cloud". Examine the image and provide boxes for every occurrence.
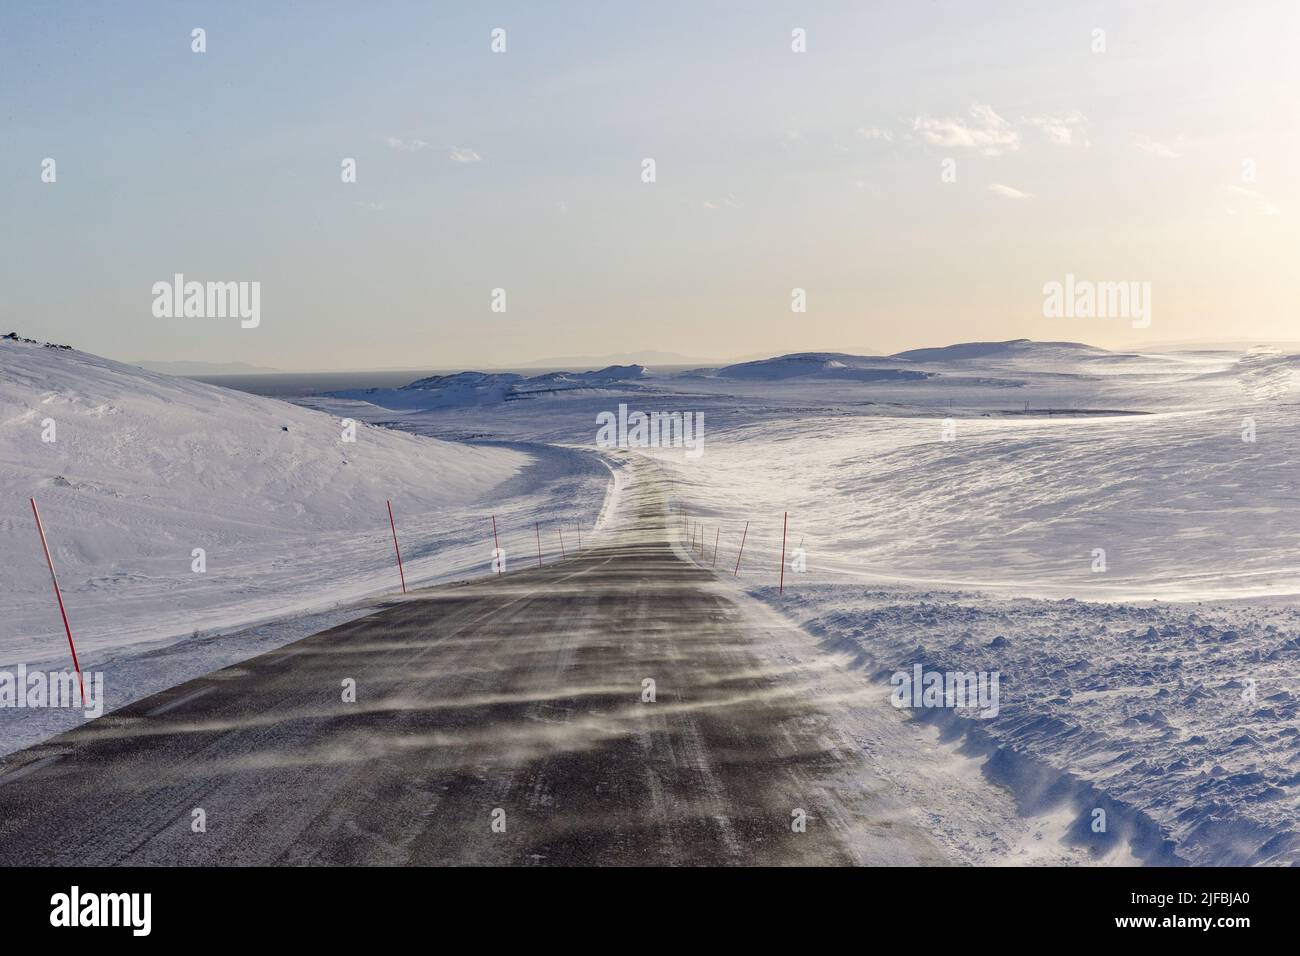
[856,127,895,143]
[1223,184,1281,217]
[988,183,1033,200]
[701,193,742,211]
[912,103,1020,156]
[384,136,434,152]
[448,147,482,164]
[1135,136,1180,159]
[1023,111,1089,146]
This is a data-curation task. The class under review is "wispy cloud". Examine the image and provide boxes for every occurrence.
[385,138,482,164]
[1223,184,1280,217]
[1134,136,1180,159]
[913,103,1020,156]
[701,193,742,211]
[384,136,434,152]
[1023,111,1089,147]
[856,127,895,143]
[988,183,1033,200]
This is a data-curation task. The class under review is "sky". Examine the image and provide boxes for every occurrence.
[2,1,1297,370]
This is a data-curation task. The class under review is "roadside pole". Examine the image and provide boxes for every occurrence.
[386,499,407,594]
[30,498,86,707]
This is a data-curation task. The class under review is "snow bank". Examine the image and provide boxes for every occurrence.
[754,584,1300,865]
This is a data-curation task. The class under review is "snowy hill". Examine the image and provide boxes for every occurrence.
[891,339,1115,363]
[328,364,647,411]
[0,338,540,660]
[713,352,930,382]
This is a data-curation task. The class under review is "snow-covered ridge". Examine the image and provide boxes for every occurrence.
[0,339,599,663]
[713,352,932,382]
[891,338,1117,363]
[327,363,647,410]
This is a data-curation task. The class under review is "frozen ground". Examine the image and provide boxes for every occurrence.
[308,338,1300,865]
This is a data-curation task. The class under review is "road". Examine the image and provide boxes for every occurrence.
[0,456,946,865]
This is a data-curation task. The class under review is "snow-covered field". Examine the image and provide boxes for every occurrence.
[312,338,1300,865]
[1,339,611,718]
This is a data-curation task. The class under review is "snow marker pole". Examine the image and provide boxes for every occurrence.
[734,521,749,577]
[535,522,543,568]
[30,498,86,707]
[713,528,719,567]
[558,526,566,560]
[779,511,788,595]
[387,500,407,594]
[491,515,501,575]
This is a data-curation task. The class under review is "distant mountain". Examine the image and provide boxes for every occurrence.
[132,360,281,375]
[330,364,647,410]
[891,339,1109,363]
[713,352,929,382]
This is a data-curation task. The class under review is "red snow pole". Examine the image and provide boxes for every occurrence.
[713,528,719,567]
[30,498,86,707]
[558,526,567,559]
[491,514,501,575]
[733,521,749,577]
[387,500,407,594]
[779,511,788,595]
[535,522,543,567]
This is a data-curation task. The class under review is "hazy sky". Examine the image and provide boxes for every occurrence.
[3,1,1297,370]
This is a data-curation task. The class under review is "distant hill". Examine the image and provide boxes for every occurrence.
[329,364,647,410]
[713,352,930,382]
[891,339,1110,363]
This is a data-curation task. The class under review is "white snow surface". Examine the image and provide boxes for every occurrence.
[1,340,610,668]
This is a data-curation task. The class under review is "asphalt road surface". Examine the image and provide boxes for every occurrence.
[0,457,945,865]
